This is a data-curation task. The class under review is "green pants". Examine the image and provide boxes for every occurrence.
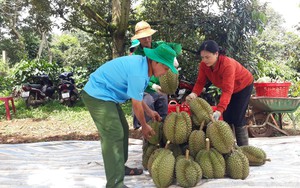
[81,91,129,188]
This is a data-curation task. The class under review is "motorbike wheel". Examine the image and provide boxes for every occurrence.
[247,113,274,137]
[62,93,77,107]
[26,93,36,108]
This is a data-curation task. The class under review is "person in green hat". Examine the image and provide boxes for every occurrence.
[129,39,140,55]
[82,44,178,188]
[131,20,182,129]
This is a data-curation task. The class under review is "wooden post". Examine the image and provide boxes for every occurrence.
[2,50,6,63]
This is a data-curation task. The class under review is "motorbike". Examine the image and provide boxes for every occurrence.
[57,72,78,107]
[21,74,55,107]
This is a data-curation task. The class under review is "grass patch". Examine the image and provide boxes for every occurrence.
[0,97,134,143]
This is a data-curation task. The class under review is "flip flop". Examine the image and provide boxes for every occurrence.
[125,166,143,176]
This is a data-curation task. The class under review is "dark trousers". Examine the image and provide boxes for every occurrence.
[133,92,168,128]
[81,90,128,188]
[223,83,253,127]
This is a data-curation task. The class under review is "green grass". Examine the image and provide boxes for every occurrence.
[0,97,134,126]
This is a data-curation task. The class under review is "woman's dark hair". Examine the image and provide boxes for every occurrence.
[198,40,226,55]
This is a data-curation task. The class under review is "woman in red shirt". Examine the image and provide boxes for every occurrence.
[186,40,254,146]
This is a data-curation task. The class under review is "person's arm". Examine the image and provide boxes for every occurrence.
[145,76,160,93]
[131,99,158,140]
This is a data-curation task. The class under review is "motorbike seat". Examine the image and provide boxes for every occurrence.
[28,83,42,89]
[60,80,74,85]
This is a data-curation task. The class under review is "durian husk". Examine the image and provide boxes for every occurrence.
[159,69,179,94]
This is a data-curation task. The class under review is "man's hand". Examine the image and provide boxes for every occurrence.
[185,92,197,102]
[213,110,221,121]
[142,123,156,141]
[146,110,162,122]
[152,84,162,93]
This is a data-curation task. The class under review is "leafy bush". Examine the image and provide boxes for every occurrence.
[255,57,300,97]
[11,59,61,86]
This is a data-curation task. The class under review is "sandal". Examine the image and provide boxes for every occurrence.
[125,166,143,176]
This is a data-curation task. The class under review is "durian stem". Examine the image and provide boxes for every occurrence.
[200,121,205,131]
[205,138,210,151]
[210,114,215,122]
[185,150,190,160]
[176,106,180,113]
[265,158,271,162]
[165,140,171,149]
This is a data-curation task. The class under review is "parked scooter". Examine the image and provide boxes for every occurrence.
[57,72,78,107]
[21,74,55,107]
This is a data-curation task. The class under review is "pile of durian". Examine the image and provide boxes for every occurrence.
[143,97,271,188]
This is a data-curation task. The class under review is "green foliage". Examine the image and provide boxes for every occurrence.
[0,39,27,65]
[255,57,300,97]
[136,0,267,80]
[0,59,14,95]
[252,4,300,97]
[11,59,61,85]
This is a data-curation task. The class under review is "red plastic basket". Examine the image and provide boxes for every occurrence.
[254,82,291,97]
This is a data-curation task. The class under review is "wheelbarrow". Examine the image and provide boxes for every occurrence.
[246,96,300,137]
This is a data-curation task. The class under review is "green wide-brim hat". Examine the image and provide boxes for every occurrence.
[129,39,140,49]
[144,44,178,74]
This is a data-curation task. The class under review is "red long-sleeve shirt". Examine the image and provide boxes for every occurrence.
[192,55,253,113]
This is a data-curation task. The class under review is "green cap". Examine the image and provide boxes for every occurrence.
[144,44,178,74]
[129,39,140,49]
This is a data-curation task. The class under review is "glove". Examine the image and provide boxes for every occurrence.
[173,57,179,68]
[213,110,221,121]
[152,84,162,93]
[185,92,197,102]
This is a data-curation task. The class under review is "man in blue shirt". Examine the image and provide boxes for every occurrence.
[81,44,178,188]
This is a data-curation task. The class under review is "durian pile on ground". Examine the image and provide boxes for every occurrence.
[143,97,270,187]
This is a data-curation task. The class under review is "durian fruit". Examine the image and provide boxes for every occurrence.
[206,120,235,154]
[148,120,163,145]
[159,69,179,94]
[168,143,183,158]
[176,150,202,187]
[239,145,271,166]
[142,142,160,170]
[195,138,226,179]
[226,149,249,179]
[147,148,165,176]
[191,114,201,127]
[188,97,213,125]
[163,107,192,144]
[188,122,206,158]
[150,141,175,188]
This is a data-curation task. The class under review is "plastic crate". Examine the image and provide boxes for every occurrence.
[254,82,291,97]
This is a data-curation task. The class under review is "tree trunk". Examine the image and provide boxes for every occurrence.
[36,31,46,61]
[111,0,130,58]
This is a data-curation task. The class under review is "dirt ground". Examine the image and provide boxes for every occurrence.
[0,118,299,144]
[0,118,144,144]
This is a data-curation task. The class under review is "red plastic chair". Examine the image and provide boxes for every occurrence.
[0,96,16,120]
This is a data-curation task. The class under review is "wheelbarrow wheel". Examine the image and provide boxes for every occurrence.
[247,113,274,137]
